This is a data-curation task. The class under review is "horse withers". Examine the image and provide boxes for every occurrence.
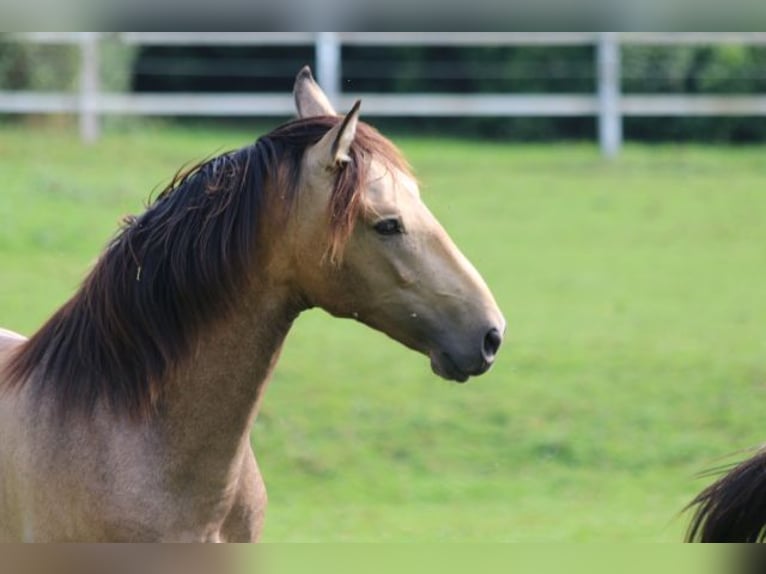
[0,67,505,542]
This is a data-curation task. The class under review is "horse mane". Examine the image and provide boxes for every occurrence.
[686,447,766,542]
[2,116,410,420]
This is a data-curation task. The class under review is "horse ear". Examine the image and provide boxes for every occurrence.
[293,66,336,118]
[311,100,361,168]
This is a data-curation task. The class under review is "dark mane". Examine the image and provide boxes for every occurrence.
[686,448,766,542]
[2,116,410,420]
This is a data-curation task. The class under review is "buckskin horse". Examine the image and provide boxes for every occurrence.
[0,67,505,542]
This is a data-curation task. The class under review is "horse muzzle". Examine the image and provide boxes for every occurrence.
[429,323,505,383]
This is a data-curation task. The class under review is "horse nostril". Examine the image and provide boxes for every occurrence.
[482,328,502,362]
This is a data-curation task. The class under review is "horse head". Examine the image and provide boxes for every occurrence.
[286,67,506,382]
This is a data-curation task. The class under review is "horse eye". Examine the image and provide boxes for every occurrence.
[373,218,404,236]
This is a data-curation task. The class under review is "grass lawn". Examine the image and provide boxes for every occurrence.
[1,122,765,541]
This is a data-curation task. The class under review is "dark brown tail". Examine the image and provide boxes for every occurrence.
[687,448,766,542]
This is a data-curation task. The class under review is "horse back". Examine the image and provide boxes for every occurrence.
[0,328,26,383]
[0,326,25,376]
[0,328,26,348]
[0,328,26,540]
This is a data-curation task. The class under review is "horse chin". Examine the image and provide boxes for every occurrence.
[429,351,470,384]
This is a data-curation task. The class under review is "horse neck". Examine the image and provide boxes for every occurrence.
[155,272,302,483]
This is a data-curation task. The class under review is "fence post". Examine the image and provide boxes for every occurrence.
[315,32,341,108]
[597,32,621,158]
[78,32,100,144]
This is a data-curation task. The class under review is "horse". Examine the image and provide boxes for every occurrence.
[0,67,505,542]
[687,448,766,542]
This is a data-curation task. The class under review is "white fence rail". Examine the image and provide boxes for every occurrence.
[3,32,766,155]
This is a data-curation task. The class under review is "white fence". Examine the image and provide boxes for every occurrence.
[3,32,766,156]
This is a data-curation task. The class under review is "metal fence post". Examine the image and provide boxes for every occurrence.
[315,32,341,108]
[597,33,621,158]
[78,32,100,143]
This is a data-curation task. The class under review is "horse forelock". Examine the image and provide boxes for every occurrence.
[271,116,412,264]
[2,116,409,420]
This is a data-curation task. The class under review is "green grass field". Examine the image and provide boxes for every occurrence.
[1,123,765,542]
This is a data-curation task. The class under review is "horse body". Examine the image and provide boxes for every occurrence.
[0,68,505,542]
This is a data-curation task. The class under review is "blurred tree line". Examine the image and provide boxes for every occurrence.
[0,42,79,92]
[2,40,766,142]
[0,37,134,94]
